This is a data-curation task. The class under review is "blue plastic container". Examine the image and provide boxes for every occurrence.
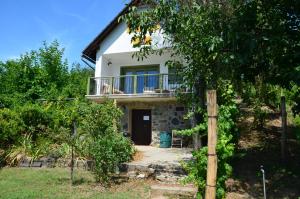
[159,131,171,148]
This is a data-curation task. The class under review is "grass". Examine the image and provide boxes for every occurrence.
[0,167,150,199]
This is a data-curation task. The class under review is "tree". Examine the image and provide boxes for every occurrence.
[0,40,92,107]
[122,1,300,198]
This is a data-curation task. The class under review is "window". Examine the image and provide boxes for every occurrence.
[121,65,159,94]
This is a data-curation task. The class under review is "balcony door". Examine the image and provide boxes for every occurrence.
[121,66,159,94]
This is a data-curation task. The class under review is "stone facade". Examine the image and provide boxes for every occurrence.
[119,103,190,146]
[151,104,190,145]
[120,105,129,136]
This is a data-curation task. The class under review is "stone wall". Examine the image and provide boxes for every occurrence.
[119,103,190,146]
[151,104,190,145]
[120,105,129,136]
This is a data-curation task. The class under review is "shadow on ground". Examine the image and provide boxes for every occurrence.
[228,108,300,199]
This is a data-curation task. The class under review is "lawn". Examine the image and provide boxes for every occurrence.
[0,167,150,199]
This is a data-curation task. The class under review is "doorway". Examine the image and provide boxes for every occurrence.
[131,109,152,145]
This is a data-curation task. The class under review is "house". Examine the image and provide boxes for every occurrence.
[82,0,190,146]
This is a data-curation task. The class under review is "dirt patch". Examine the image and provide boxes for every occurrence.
[133,150,144,161]
[108,179,154,198]
[228,107,300,199]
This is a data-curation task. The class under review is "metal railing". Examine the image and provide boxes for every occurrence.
[87,73,183,96]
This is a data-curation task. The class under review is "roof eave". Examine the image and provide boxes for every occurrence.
[82,0,139,62]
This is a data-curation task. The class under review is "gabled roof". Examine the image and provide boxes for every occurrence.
[82,0,139,62]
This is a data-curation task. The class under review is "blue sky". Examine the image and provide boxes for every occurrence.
[0,0,129,65]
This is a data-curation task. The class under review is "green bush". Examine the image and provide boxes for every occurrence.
[89,132,134,184]
[293,115,300,143]
[83,101,134,184]
[253,105,268,129]
[0,108,24,148]
[19,103,52,140]
[289,83,300,116]
[182,104,237,199]
[181,80,238,199]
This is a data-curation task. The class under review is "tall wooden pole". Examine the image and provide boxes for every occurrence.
[280,96,287,161]
[205,90,218,199]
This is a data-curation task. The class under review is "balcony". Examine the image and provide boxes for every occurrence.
[86,74,185,102]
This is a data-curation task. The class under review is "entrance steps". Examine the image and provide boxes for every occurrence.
[150,183,197,199]
[119,162,187,183]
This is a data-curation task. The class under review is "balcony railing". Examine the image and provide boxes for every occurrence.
[87,74,184,96]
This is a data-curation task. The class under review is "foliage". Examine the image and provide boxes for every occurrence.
[293,116,300,142]
[82,101,123,138]
[122,4,299,197]
[175,80,238,198]
[5,133,52,166]
[89,132,134,184]
[122,0,300,110]
[0,108,24,148]
[0,40,93,105]
[0,41,93,165]
[289,83,300,116]
[0,40,134,186]
[85,101,134,184]
[182,104,238,198]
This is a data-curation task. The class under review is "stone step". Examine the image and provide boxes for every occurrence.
[155,172,186,183]
[120,163,186,174]
[150,184,197,199]
[119,162,188,182]
[149,163,186,175]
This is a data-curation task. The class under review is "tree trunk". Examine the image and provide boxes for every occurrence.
[192,77,206,149]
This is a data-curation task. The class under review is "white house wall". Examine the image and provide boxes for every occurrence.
[95,21,171,78]
[100,52,171,77]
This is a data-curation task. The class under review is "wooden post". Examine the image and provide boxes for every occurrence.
[205,90,218,199]
[281,96,287,161]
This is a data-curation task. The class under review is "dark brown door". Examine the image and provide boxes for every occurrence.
[132,109,151,145]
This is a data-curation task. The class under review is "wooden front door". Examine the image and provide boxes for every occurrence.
[132,109,152,145]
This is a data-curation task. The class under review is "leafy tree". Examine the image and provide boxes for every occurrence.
[81,101,134,184]
[0,40,92,107]
[122,0,300,107]
[122,0,300,197]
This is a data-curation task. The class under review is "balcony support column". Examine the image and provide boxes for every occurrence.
[133,75,137,94]
[96,78,101,95]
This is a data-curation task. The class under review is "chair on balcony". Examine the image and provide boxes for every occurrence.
[102,83,110,94]
[143,87,155,94]
[171,130,183,148]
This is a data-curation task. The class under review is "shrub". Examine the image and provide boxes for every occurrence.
[0,108,24,148]
[5,133,52,166]
[293,115,300,143]
[89,132,134,184]
[181,80,238,199]
[19,103,52,141]
[253,105,268,129]
[84,101,134,184]
[289,83,300,116]
[182,104,237,199]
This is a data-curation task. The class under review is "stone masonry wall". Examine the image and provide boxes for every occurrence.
[151,104,190,146]
[119,103,190,146]
[120,105,129,134]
